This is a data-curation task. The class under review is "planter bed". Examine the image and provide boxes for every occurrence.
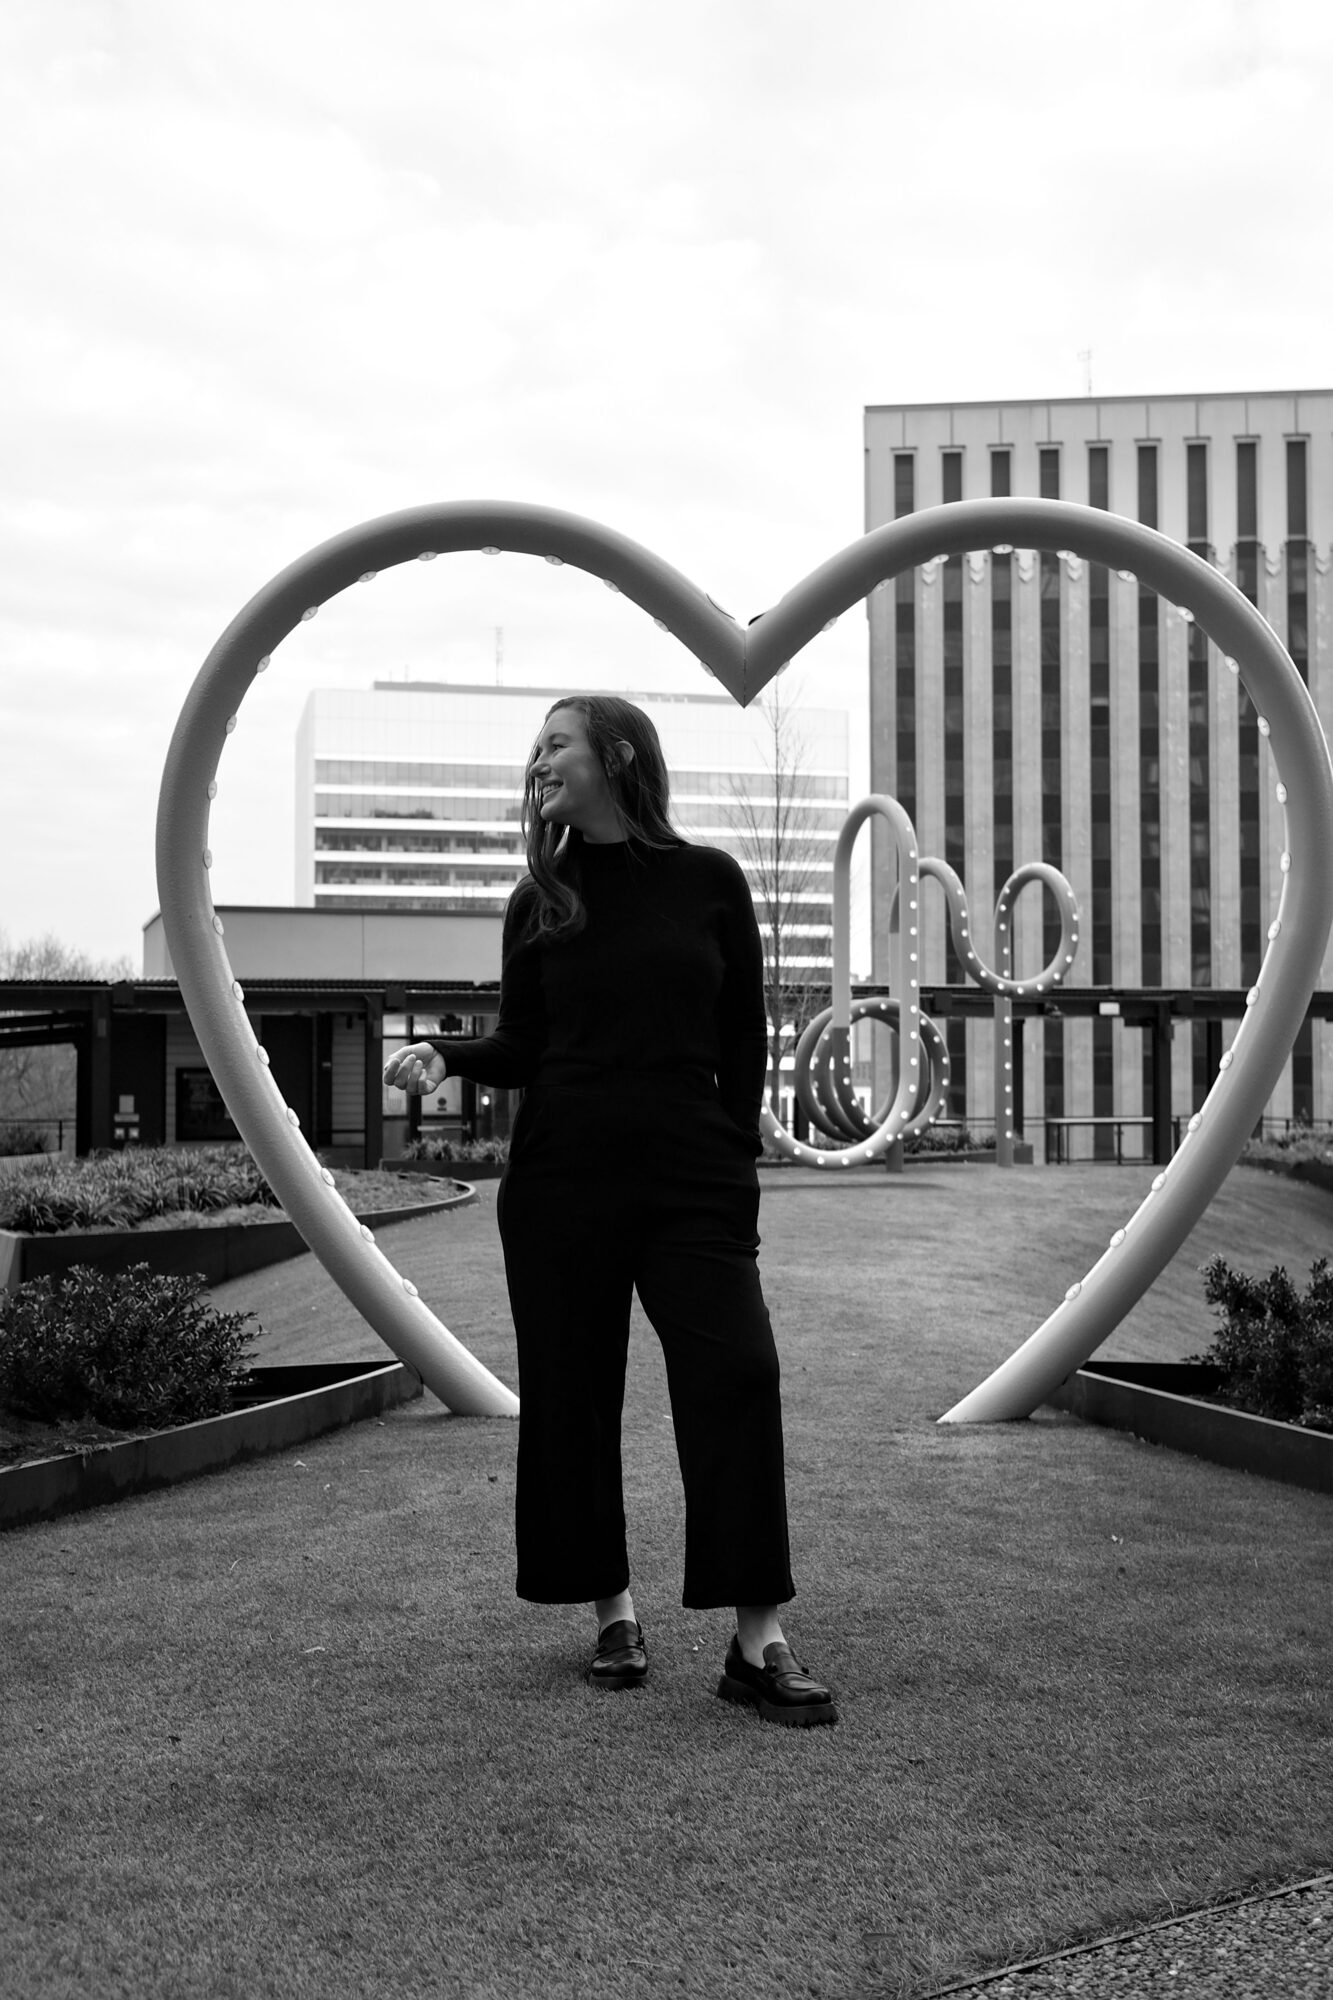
[910,1143,1034,1166]
[1044,1361,1332,1496]
[758,1143,1034,1171]
[382,1157,506,1180]
[1239,1153,1333,1196]
[0,1184,474,1292]
[0,1360,422,1532]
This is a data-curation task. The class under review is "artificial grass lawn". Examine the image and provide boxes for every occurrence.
[2,1162,1330,1999]
[206,1155,1333,1373]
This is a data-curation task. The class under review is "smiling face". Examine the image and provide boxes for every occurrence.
[528,705,630,844]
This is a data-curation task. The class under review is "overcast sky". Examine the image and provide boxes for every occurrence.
[3,0,1331,971]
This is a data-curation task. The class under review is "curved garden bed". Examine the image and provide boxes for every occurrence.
[1,1179,475,1290]
[1044,1361,1332,1495]
[1243,1155,1333,1197]
[0,1360,422,1531]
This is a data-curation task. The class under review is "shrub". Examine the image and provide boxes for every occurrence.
[0,1145,281,1234]
[0,1124,52,1156]
[0,1262,259,1428]
[757,1123,982,1161]
[905,1123,980,1156]
[1189,1256,1333,1433]
[400,1135,509,1163]
[1242,1120,1333,1169]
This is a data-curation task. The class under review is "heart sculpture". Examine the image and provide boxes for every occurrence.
[155,498,1333,1421]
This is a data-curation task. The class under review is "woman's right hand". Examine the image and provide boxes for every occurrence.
[382,1042,448,1095]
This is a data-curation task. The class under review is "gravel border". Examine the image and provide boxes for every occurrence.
[916,1873,1332,1998]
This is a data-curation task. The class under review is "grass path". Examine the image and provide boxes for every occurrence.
[214,1156,1333,1385]
[2,1161,1329,1999]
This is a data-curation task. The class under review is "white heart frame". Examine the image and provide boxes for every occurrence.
[155,498,1333,1420]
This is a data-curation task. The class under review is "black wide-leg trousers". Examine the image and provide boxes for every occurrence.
[496,1086,795,1610]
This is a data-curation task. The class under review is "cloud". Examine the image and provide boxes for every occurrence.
[2,0,1331,963]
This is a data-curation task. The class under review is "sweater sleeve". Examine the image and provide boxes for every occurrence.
[712,852,770,1141]
[426,880,547,1088]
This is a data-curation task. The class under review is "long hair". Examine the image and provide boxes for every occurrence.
[519,695,684,943]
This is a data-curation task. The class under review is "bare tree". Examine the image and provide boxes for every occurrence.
[723,680,834,1119]
[0,932,134,1139]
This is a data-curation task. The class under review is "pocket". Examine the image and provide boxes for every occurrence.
[508,1094,538,1156]
[506,1091,558,1172]
[714,1101,763,1160]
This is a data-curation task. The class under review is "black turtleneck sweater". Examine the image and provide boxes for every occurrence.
[428,839,769,1144]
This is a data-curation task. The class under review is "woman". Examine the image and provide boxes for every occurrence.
[383,694,836,1727]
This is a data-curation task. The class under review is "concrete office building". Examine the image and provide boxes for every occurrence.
[296,681,849,976]
[864,390,1333,1153]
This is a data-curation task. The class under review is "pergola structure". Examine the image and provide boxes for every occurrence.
[4,976,1330,1167]
[0,977,504,1164]
[905,983,1333,1163]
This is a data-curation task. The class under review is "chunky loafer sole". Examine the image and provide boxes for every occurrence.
[587,1619,648,1690]
[715,1670,837,1727]
[589,1662,647,1690]
[715,1639,838,1727]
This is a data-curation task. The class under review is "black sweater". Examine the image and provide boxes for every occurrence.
[428,839,769,1143]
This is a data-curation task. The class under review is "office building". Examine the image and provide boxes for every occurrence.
[864,390,1333,1150]
[296,681,849,976]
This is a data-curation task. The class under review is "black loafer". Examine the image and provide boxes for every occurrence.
[588,1618,647,1689]
[716,1636,837,1727]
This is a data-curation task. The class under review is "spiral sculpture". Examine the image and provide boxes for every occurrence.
[762,799,1080,1166]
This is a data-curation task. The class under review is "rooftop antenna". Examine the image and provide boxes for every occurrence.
[1078,348,1093,396]
[495,625,504,687]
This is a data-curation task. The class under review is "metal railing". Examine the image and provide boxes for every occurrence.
[1043,1116,1155,1165]
[1047,1113,1333,1164]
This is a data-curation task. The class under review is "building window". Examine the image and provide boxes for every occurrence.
[941,449,967,1109]
[894,453,916,823]
[1187,441,1209,546]
[1286,438,1309,683]
[1286,436,1309,537]
[1137,443,1158,531]
[1087,443,1114,1150]
[991,452,1013,899]
[1237,439,1258,539]
[1087,444,1112,989]
[1037,446,1064,1121]
[1093,1016,1114,1161]
[1138,445,1161,995]
[1185,442,1213,1103]
[1286,437,1314,1108]
[894,452,915,520]
[1293,1019,1315,1124]
[1236,440,1262,983]
[1038,454,1062,874]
